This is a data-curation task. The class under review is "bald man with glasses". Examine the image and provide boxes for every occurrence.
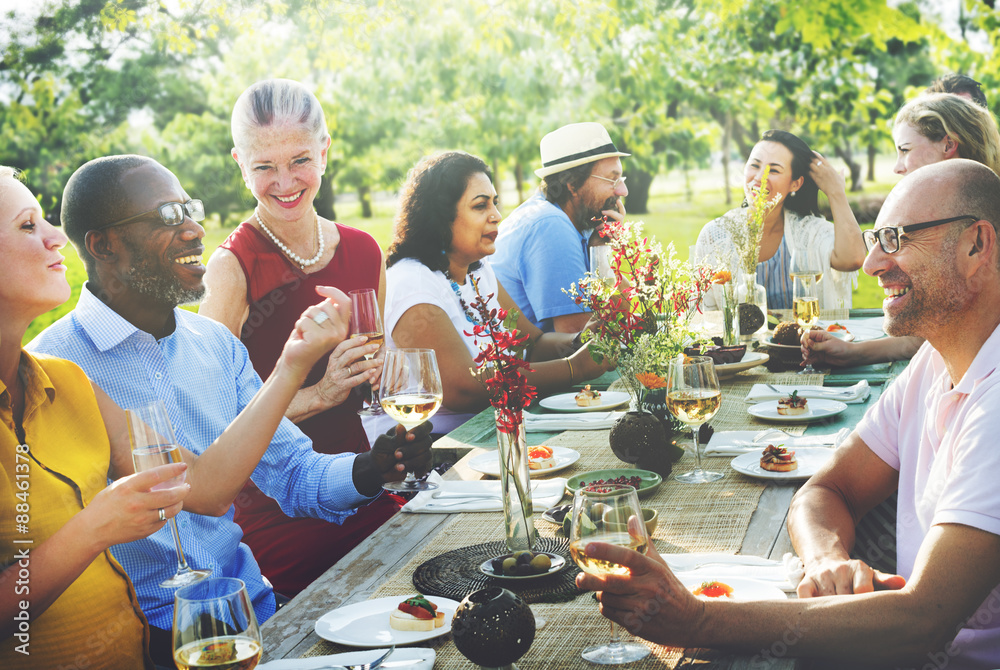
[576,160,1000,668]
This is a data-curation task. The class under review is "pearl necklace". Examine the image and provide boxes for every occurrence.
[444,269,480,324]
[254,209,325,269]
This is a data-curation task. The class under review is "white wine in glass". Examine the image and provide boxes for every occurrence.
[793,272,820,374]
[127,400,211,588]
[569,484,651,664]
[173,577,261,670]
[350,288,386,416]
[667,355,724,484]
[379,348,443,492]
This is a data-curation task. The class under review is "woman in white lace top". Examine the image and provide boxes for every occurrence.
[695,130,867,310]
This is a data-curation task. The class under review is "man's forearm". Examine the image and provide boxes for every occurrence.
[787,484,858,567]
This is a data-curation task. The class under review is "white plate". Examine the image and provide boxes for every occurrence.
[715,351,769,379]
[730,447,835,481]
[314,595,460,648]
[539,391,631,413]
[747,398,847,423]
[681,576,789,601]
[467,447,580,478]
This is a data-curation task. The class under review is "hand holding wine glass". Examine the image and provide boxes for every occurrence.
[569,484,651,664]
[350,288,386,416]
[667,355,724,484]
[379,348,443,492]
[173,577,261,670]
[127,400,211,588]
[793,272,820,374]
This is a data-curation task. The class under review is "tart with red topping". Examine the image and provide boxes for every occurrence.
[692,581,735,598]
[389,596,444,631]
[760,445,798,472]
[528,445,556,470]
[575,385,601,407]
[777,390,808,415]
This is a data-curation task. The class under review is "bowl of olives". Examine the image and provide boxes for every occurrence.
[479,550,566,580]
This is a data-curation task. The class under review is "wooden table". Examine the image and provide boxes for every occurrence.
[261,312,900,668]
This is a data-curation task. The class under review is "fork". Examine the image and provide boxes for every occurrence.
[315,645,396,670]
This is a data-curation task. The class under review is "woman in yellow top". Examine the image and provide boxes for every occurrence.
[0,166,348,670]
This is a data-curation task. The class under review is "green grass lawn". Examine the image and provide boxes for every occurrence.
[24,178,889,345]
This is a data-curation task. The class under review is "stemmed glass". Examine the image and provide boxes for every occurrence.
[569,484,651,664]
[793,273,820,374]
[350,288,386,416]
[667,355,724,483]
[173,577,261,670]
[379,348,443,492]
[127,400,211,588]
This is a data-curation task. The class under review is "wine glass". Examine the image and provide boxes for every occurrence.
[793,273,820,374]
[569,484,651,664]
[350,288,386,416]
[173,577,261,670]
[379,348,443,492]
[127,400,211,588]
[667,355,724,483]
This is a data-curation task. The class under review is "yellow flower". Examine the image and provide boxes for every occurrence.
[712,270,731,285]
[635,372,668,390]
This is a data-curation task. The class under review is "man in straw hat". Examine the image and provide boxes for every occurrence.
[493,122,629,333]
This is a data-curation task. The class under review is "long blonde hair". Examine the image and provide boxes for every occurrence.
[895,93,1000,175]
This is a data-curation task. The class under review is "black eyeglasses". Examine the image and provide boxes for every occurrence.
[862,215,978,254]
[100,199,205,230]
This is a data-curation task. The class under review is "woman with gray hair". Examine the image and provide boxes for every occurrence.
[201,79,399,597]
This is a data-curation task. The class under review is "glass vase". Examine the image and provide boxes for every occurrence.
[737,270,767,343]
[714,283,741,346]
[495,411,537,552]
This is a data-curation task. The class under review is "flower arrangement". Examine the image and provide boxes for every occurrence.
[719,165,782,277]
[465,276,536,432]
[564,220,715,409]
[465,276,537,550]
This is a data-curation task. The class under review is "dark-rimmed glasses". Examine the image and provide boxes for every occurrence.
[589,174,627,189]
[862,215,978,254]
[99,199,205,230]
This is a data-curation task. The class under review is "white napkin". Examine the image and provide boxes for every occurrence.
[704,429,849,456]
[402,471,567,513]
[524,411,623,432]
[745,380,870,404]
[257,647,435,670]
[664,553,798,592]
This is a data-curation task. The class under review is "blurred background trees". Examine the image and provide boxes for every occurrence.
[1,0,997,222]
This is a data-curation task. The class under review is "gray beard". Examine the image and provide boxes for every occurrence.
[121,237,205,307]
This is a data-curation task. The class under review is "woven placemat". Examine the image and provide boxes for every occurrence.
[412,537,581,604]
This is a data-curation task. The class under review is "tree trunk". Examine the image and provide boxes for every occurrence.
[834,144,863,192]
[514,162,524,204]
[625,168,654,214]
[492,159,500,210]
[867,141,877,182]
[359,185,372,218]
[315,173,337,220]
[723,111,733,207]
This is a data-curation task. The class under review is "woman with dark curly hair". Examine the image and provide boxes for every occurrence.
[381,151,608,433]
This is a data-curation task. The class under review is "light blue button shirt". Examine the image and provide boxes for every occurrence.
[28,284,372,629]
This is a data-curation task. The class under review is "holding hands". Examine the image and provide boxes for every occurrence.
[352,421,434,496]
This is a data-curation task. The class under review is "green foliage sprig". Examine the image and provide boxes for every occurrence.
[720,165,782,277]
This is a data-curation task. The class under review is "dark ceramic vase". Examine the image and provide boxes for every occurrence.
[452,587,535,669]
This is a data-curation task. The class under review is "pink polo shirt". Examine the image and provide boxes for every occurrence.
[857,323,1000,669]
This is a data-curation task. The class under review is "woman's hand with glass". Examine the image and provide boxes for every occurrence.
[312,335,383,410]
[82,463,189,549]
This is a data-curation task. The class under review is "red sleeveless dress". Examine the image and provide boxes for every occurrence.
[220,222,401,596]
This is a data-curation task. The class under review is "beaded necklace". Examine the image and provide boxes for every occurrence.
[254,209,325,269]
[443,269,480,324]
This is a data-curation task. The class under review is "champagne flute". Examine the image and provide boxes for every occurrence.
[173,577,261,670]
[127,400,211,588]
[350,288,386,416]
[569,484,651,664]
[793,273,820,374]
[379,348,443,492]
[667,355,724,483]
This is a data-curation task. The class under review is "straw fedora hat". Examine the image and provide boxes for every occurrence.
[534,122,630,178]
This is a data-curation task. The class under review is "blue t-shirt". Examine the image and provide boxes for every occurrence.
[492,192,590,331]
